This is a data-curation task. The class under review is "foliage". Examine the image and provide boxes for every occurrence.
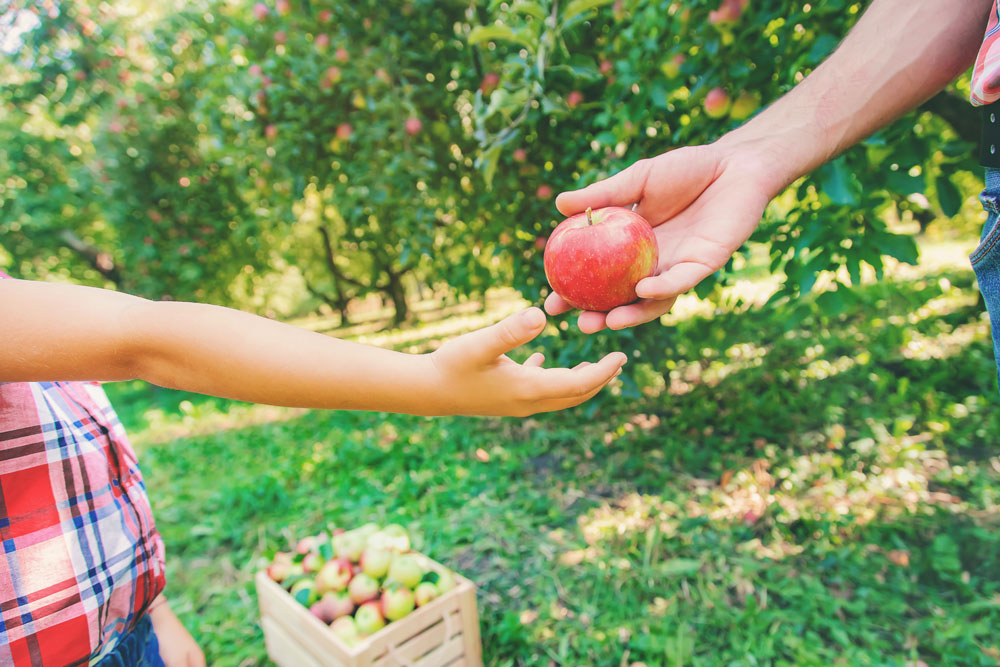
[107,247,1000,665]
[2,0,983,323]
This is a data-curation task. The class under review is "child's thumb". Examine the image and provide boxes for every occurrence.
[471,307,546,362]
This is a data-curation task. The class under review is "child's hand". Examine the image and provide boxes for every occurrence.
[148,599,206,667]
[428,307,626,416]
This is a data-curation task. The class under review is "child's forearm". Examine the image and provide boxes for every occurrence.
[2,278,439,412]
[718,0,991,197]
[123,299,440,414]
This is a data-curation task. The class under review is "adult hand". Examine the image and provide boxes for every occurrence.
[544,142,777,333]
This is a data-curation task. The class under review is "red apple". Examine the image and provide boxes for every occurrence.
[314,557,353,594]
[703,87,731,118]
[330,616,360,645]
[479,72,499,95]
[534,236,547,251]
[354,602,385,636]
[405,117,422,136]
[360,547,392,579]
[414,582,438,606]
[267,552,294,583]
[275,0,290,15]
[335,46,349,62]
[310,592,348,623]
[381,585,415,621]
[336,123,353,140]
[599,60,613,75]
[315,33,330,49]
[567,90,584,109]
[513,148,527,163]
[543,206,658,312]
[249,63,262,77]
[536,184,553,199]
[264,123,278,140]
[318,9,333,22]
[348,573,379,604]
[274,30,287,44]
[252,2,269,21]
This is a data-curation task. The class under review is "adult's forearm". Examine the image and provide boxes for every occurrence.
[718,0,992,196]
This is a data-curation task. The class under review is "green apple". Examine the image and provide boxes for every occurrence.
[381,585,415,621]
[314,557,353,594]
[360,547,392,579]
[355,602,386,636]
[388,554,423,589]
[414,582,438,607]
[330,616,360,646]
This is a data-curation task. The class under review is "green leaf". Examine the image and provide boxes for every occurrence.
[476,141,503,189]
[468,25,533,49]
[886,169,925,196]
[510,0,547,21]
[936,174,963,217]
[874,231,919,265]
[818,157,859,206]
[563,0,616,22]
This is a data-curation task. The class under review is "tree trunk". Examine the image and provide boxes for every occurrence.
[385,271,408,326]
[317,226,353,324]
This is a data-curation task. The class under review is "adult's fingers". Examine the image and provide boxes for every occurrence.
[604,296,677,330]
[544,291,574,316]
[556,159,652,217]
[635,263,716,301]
[524,352,545,367]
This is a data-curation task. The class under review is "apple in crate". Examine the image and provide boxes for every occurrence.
[314,557,352,594]
[360,547,392,579]
[348,573,379,604]
[354,602,386,636]
[414,581,438,607]
[330,616,360,647]
[266,552,294,583]
[382,585,415,622]
[309,592,351,624]
[387,554,423,589]
[543,206,658,312]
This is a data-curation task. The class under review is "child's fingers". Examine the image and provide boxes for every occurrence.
[462,307,546,363]
[524,352,546,367]
[532,352,626,401]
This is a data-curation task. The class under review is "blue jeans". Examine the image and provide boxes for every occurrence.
[973,168,1000,390]
[95,614,165,667]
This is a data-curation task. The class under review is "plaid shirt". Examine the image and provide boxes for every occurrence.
[973,1,1000,105]
[1,279,166,665]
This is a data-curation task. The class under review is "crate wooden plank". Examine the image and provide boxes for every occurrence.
[366,590,463,658]
[415,636,465,666]
[261,616,322,667]
[457,586,483,667]
[371,612,462,667]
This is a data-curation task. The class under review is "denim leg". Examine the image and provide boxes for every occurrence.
[971,167,1000,391]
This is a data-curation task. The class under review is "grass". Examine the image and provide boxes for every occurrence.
[105,238,1000,667]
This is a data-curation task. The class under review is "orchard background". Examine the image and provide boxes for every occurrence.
[4,0,1000,665]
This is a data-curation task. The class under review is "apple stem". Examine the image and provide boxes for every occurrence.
[586,207,593,225]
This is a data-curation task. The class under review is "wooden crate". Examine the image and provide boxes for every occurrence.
[256,552,483,667]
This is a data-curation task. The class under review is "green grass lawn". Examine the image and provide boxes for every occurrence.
[106,241,1000,666]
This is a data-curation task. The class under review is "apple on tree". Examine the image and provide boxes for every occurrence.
[543,206,658,312]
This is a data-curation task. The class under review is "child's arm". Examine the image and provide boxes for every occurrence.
[1,279,625,416]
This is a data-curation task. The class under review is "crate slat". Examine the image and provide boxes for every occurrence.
[261,616,322,667]
[457,586,483,667]
[371,612,462,667]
